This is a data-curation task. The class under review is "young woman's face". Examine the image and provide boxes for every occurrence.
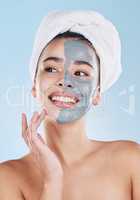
[33,37,100,123]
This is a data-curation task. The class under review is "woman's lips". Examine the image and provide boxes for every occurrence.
[48,91,80,102]
[48,91,80,109]
[50,99,77,109]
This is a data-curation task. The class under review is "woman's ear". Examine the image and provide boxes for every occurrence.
[31,85,36,98]
[92,86,101,105]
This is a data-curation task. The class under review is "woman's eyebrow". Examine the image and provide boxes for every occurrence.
[43,56,63,63]
[74,60,94,69]
[43,56,94,69]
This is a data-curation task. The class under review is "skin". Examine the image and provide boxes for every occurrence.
[33,38,100,123]
[0,37,140,200]
[52,39,99,123]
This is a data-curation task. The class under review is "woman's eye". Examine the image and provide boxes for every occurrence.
[74,71,89,77]
[44,66,57,73]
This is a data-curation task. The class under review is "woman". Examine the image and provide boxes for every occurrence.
[0,10,140,200]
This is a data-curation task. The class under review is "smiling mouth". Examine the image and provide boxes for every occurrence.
[48,93,80,108]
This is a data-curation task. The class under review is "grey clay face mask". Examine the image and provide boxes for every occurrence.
[54,39,99,124]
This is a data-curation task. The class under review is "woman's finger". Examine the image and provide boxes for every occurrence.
[32,109,46,131]
[27,111,39,146]
[29,111,39,139]
[30,109,46,141]
[22,110,47,153]
[21,113,28,137]
[37,133,46,144]
[22,112,35,149]
[31,111,39,123]
[22,113,30,147]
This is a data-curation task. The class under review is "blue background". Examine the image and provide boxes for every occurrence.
[0,0,139,162]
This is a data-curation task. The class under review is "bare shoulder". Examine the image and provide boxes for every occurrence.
[0,153,39,181]
[0,157,27,199]
[91,139,140,199]
[105,139,140,167]
[107,139,139,149]
[0,154,43,199]
[108,139,140,154]
[90,139,140,166]
[91,139,139,154]
[103,139,139,156]
[0,153,31,182]
[0,159,21,181]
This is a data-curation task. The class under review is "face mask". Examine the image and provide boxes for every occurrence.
[53,39,99,124]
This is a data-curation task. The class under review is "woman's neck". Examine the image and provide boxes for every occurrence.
[43,116,94,167]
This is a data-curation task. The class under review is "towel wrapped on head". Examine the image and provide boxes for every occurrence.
[29,10,122,93]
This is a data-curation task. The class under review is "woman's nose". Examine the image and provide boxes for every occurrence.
[57,80,73,88]
[56,74,74,88]
[56,71,74,88]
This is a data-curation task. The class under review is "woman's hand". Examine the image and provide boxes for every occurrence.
[21,109,63,183]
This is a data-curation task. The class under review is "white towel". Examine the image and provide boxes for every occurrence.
[29,10,122,93]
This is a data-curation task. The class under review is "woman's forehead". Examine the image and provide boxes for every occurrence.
[40,38,94,61]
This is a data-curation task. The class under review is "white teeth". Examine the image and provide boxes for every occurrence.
[51,96,76,103]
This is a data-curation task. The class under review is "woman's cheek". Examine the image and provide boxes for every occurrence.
[41,79,48,89]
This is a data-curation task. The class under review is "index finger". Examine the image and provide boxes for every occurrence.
[31,109,46,133]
